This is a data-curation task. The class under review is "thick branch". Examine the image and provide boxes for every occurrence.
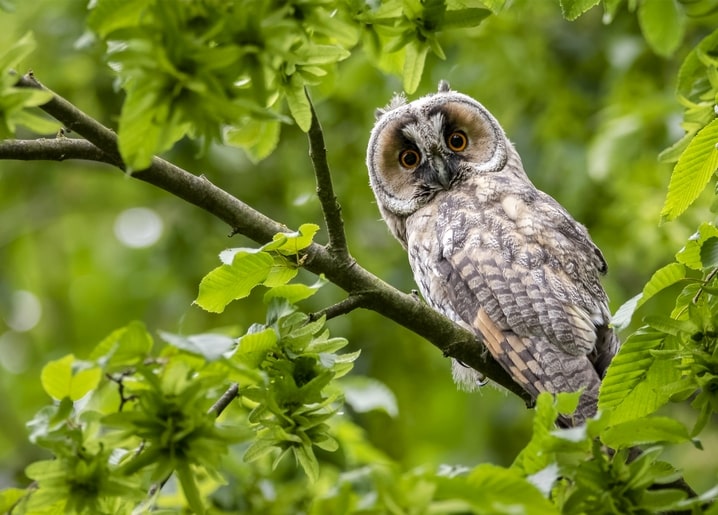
[9,73,532,405]
[307,95,350,263]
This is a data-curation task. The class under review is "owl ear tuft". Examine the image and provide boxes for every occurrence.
[376,93,407,119]
[438,80,451,93]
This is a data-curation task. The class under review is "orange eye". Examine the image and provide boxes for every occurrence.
[399,149,421,169]
[447,130,468,152]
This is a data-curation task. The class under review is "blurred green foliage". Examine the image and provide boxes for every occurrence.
[2,0,718,513]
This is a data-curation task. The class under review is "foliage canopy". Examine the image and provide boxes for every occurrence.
[2,0,718,513]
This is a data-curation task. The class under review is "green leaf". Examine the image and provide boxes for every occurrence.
[441,8,491,28]
[661,118,718,222]
[87,0,146,37]
[466,464,558,514]
[294,444,319,482]
[89,321,153,366]
[263,263,299,288]
[40,354,102,401]
[677,29,718,100]
[403,40,429,95]
[176,461,205,515]
[676,223,718,269]
[117,80,191,172]
[0,488,25,513]
[602,417,691,449]
[195,252,274,313]
[637,0,684,57]
[599,330,678,423]
[263,223,320,255]
[159,331,235,361]
[341,376,399,416]
[0,31,36,72]
[701,236,718,267]
[558,0,600,20]
[263,278,325,304]
[225,119,282,163]
[234,327,277,368]
[285,80,312,132]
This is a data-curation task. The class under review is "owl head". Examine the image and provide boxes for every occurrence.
[366,81,510,245]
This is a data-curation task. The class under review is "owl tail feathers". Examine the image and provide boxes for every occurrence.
[473,307,602,428]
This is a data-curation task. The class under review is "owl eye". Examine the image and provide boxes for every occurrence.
[447,130,468,152]
[399,149,421,169]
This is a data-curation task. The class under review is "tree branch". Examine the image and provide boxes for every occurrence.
[208,383,240,417]
[0,137,117,165]
[307,93,350,264]
[310,293,372,321]
[10,73,533,405]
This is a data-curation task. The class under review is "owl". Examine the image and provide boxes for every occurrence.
[366,81,618,426]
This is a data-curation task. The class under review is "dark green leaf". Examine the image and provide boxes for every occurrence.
[701,236,718,267]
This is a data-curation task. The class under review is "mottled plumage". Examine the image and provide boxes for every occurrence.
[366,82,618,425]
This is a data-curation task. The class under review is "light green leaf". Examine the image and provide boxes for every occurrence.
[661,118,718,222]
[40,354,101,401]
[293,445,319,482]
[195,252,274,313]
[159,331,235,361]
[263,278,325,304]
[676,223,718,269]
[12,109,60,134]
[466,464,558,514]
[176,461,205,515]
[403,40,429,95]
[637,0,684,57]
[225,119,281,163]
[263,259,299,287]
[234,327,277,368]
[558,0,600,20]
[263,223,320,255]
[599,330,677,423]
[0,32,36,72]
[87,0,146,37]
[285,79,312,132]
[602,417,691,449]
[0,488,25,513]
[441,8,491,28]
[89,320,153,365]
[341,376,399,417]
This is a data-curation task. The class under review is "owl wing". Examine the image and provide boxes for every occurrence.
[428,194,616,423]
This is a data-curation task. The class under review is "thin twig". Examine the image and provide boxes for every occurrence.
[307,92,350,264]
[309,293,371,321]
[17,73,122,161]
[208,383,240,417]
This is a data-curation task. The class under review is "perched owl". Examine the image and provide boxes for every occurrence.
[366,81,618,426]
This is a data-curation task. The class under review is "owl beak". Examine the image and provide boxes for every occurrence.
[433,157,452,190]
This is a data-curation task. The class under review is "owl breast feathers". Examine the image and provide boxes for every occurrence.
[366,81,618,426]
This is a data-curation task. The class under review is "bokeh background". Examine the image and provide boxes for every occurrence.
[1,0,716,493]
